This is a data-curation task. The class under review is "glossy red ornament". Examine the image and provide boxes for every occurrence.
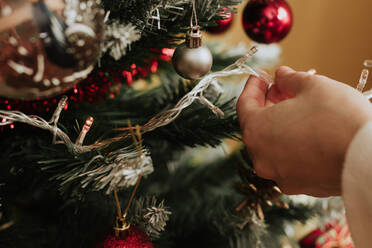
[242,0,293,44]
[299,218,354,248]
[206,8,234,34]
[103,226,153,248]
[299,228,325,248]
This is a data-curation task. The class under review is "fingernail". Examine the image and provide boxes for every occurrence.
[248,74,258,79]
[256,70,274,84]
[307,69,317,75]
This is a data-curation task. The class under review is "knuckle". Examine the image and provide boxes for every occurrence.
[241,121,258,148]
[276,66,294,78]
[236,94,245,109]
[315,74,331,82]
[276,181,307,195]
[297,71,312,79]
[278,185,292,195]
[276,183,296,195]
[241,135,256,161]
[236,97,244,116]
[293,72,313,86]
[306,78,331,100]
[238,110,259,138]
[236,99,246,123]
[241,133,251,147]
[254,161,276,180]
[275,166,289,181]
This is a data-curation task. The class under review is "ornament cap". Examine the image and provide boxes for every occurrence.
[186,26,202,48]
[114,216,131,239]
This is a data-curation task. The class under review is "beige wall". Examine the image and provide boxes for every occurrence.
[207,0,372,86]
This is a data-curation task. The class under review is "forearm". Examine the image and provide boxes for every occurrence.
[343,122,372,248]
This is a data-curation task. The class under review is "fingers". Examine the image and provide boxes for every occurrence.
[266,84,290,106]
[238,66,308,117]
[274,66,310,96]
[254,160,277,181]
[237,75,269,117]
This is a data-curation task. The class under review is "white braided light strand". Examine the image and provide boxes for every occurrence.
[0,46,263,155]
[141,46,261,133]
[0,97,87,155]
[0,109,74,151]
[362,60,372,100]
[142,68,258,133]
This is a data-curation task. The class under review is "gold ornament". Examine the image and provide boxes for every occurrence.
[0,0,104,99]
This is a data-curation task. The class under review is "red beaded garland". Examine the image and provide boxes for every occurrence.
[0,58,164,115]
[0,46,177,116]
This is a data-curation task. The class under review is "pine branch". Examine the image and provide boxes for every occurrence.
[0,75,240,197]
[0,147,317,248]
[99,0,242,70]
[0,43,262,199]
[143,151,316,248]
[130,196,171,239]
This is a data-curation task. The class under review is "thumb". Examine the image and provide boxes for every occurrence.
[237,75,269,116]
[274,66,309,97]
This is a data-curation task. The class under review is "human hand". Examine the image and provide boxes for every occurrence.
[236,66,372,197]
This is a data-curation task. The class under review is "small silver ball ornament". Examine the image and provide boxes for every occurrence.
[172,26,213,80]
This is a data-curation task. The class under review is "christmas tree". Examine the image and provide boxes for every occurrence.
[0,0,335,247]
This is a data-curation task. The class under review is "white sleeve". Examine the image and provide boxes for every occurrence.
[343,122,372,248]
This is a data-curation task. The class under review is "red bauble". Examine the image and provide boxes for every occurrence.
[103,226,154,248]
[206,8,234,34]
[242,0,293,44]
[299,218,354,248]
[299,228,325,248]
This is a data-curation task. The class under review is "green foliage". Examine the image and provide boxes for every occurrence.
[0,149,316,248]
[0,1,317,246]
[0,74,240,198]
[0,70,316,246]
[99,0,242,70]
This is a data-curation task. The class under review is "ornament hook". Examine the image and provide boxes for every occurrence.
[190,0,198,28]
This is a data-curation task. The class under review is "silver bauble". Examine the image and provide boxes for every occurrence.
[172,26,213,80]
[172,43,213,80]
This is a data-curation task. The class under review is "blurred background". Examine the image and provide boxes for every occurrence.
[207,0,372,86]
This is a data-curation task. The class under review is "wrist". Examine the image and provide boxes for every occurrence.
[341,109,372,163]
